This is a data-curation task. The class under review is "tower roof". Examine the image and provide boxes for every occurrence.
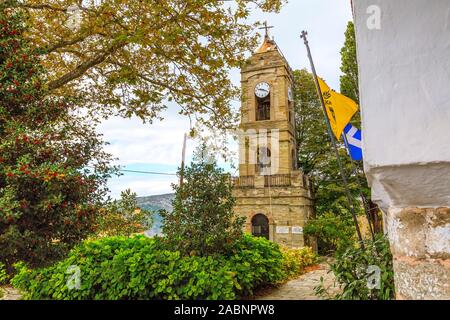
[243,22,292,78]
[255,21,277,53]
[255,37,278,53]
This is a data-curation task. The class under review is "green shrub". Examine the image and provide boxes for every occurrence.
[0,262,7,285]
[12,234,285,300]
[281,246,317,279]
[304,212,356,255]
[315,235,395,300]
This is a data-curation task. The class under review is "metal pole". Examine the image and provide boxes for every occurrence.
[342,133,375,241]
[354,161,380,234]
[179,133,187,192]
[300,30,364,246]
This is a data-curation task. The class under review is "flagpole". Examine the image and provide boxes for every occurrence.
[300,30,364,246]
[342,133,376,241]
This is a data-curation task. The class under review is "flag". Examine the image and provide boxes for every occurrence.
[343,123,363,161]
[318,78,358,139]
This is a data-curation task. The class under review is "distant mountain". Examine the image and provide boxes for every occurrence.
[136,193,174,236]
[137,193,174,211]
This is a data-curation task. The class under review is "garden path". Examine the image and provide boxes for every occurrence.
[250,260,340,300]
[0,286,21,300]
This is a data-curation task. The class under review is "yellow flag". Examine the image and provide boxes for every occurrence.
[318,78,358,139]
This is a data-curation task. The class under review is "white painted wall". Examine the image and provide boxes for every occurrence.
[353,0,450,209]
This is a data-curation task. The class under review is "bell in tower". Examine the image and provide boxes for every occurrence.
[232,23,315,249]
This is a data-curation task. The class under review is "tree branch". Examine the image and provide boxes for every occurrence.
[44,34,92,54]
[48,41,126,91]
[11,3,67,12]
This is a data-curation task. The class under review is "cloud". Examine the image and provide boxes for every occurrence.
[107,174,178,199]
[98,109,194,167]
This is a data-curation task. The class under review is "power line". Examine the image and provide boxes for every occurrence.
[86,166,177,176]
[119,169,177,176]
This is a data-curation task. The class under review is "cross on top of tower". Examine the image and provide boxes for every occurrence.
[258,21,274,40]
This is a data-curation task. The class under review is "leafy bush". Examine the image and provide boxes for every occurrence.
[304,212,356,255]
[12,234,286,300]
[315,235,395,300]
[0,262,7,285]
[0,261,6,300]
[281,246,317,279]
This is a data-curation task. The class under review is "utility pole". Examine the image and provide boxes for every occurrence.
[179,133,188,192]
[300,30,364,247]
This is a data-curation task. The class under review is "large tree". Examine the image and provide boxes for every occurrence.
[4,0,285,129]
[160,146,244,256]
[0,8,115,269]
[339,21,359,104]
[339,20,381,232]
[294,69,329,176]
[293,69,371,252]
[294,69,367,212]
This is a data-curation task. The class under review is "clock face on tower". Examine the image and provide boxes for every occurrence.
[254,82,270,98]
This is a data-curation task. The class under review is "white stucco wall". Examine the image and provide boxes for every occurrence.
[353,0,450,209]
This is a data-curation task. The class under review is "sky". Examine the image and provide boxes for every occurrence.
[98,0,354,199]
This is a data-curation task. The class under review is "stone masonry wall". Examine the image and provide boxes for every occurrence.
[233,171,314,248]
[384,207,450,299]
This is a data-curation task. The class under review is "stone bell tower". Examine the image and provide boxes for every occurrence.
[232,25,314,248]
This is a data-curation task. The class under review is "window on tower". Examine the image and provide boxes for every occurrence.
[256,95,270,120]
[257,146,271,174]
